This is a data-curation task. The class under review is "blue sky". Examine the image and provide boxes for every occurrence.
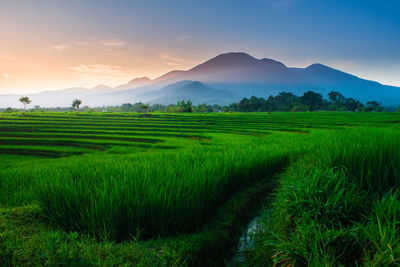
[0,0,399,93]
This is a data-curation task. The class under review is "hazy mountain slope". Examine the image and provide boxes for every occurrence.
[136,81,240,105]
[290,64,400,103]
[0,85,117,108]
[114,77,152,90]
[140,52,400,104]
[150,52,301,85]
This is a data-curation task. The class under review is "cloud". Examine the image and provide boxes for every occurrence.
[157,51,199,68]
[166,62,180,66]
[1,73,23,80]
[158,53,197,67]
[100,40,126,48]
[49,44,67,51]
[68,64,125,76]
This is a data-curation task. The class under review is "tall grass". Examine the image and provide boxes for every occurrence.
[1,135,298,241]
[245,127,400,266]
[2,112,400,264]
[314,128,400,193]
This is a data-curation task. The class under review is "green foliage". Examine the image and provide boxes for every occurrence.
[1,112,400,265]
[246,128,400,266]
[231,90,372,112]
[177,100,193,112]
[18,96,31,110]
[362,190,400,265]
[366,100,383,112]
[72,98,82,110]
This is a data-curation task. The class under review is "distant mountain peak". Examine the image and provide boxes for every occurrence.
[213,52,257,61]
[306,63,332,71]
[261,58,287,67]
[127,77,151,85]
[114,77,152,90]
[91,84,112,90]
[195,52,258,67]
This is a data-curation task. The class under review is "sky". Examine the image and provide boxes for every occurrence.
[0,0,399,94]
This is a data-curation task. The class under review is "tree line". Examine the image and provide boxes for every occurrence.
[3,91,399,113]
[230,91,384,112]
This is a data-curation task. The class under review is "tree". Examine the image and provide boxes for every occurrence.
[328,91,345,104]
[366,101,382,112]
[19,96,31,110]
[398,106,400,112]
[177,100,193,112]
[72,99,82,110]
[344,98,359,111]
[300,91,323,111]
[138,103,149,112]
[274,92,298,111]
[238,97,250,112]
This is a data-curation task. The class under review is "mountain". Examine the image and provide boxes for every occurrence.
[1,52,400,108]
[114,77,152,90]
[144,52,299,87]
[154,71,186,82]
[289,63,400,104]
[91,85,112,91]
[139,52,400,105]
[136,81,240,105]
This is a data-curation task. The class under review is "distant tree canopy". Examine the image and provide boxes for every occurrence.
[228,90,378,112]
[177,100,193,112]
[120,102,150,112]
[9,90,385,113]
[19,96,31,110]
[72,99,82,110]
[366,101,383,112]
[111,91,382,113]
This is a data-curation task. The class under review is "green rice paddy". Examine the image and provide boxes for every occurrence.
[1,111,400,266]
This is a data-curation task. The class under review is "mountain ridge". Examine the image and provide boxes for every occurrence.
[1,52,399,107]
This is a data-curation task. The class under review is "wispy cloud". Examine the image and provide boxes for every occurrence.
[68,64,125,76]
[49,44,67,51]
[100,40,126,48]
[158,53,198,67]
[1,73,23,80]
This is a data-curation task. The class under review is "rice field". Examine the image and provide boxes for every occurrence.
[1,111,400,266]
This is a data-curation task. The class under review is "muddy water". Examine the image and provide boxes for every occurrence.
[228,209,269,266]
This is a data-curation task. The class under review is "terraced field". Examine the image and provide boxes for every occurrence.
[1,111,400,266]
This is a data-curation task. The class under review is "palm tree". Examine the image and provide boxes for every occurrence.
[72,99,82,110]
[19,96,31,110]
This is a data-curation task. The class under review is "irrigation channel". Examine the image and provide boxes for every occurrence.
[229,209,269,266]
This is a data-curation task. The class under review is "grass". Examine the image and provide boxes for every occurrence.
[1,111,400,265]
[241,128,400,266]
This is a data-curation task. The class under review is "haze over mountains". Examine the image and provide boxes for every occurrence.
[1,52,400,108]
